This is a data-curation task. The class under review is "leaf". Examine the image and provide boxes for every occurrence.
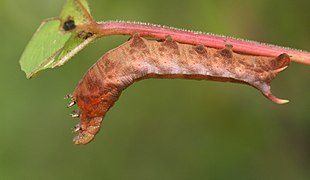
[19,0,95,78]
[52,32,97,68]
[19,19,71,78]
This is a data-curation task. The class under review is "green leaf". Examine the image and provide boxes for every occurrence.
[19,0,96,78]
[19,19,71,78]
[52,32,97,68]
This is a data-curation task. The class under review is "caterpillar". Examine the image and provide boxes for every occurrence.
[68,34,290,144]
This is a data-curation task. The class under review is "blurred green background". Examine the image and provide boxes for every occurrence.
[1,0,310,179]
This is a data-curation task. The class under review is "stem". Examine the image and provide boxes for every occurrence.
[90,21,310,65]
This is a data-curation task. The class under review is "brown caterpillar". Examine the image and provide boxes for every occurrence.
[68,34,290,144]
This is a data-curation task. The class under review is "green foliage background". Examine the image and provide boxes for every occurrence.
[1,0,310,179]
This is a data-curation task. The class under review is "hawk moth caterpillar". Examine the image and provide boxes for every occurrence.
[68,34,290,144]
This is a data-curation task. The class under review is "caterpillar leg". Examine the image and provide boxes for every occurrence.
[73,117,103,144]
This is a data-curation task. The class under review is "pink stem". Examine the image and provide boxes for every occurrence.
[93,21,310,65]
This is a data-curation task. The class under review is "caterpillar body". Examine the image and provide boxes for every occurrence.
[69,34,290,144]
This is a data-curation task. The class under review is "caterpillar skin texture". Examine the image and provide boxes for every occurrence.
[71,34,290,144]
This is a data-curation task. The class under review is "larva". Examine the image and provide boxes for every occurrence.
[69,34,290,144]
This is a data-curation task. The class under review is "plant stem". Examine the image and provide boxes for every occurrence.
[90,21,310,65]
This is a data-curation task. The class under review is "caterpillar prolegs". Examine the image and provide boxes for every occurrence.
[68,34,290,144]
